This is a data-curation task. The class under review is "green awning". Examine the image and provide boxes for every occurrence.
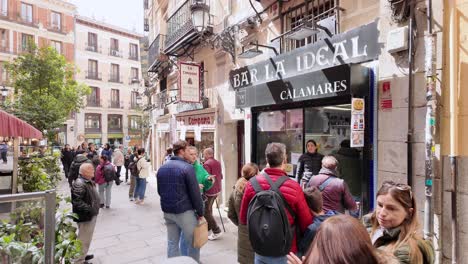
[85,133,102,139]
[108,133,124,139]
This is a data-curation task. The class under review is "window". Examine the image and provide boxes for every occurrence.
[21,33,33,51]
[87,32,97,51]
[21,2,33,23]
[129,116,141,130]
[87,87,100,106]
[129,43,138,59]
[131,91,138,108]
[87,60,98,79]
[110,38,118,51]
[110,64,120,82]
[0,0,8,16]
[131,68,139,82]
[0,29,7,50]
[111,89,120,107]
[85,114,101,129]
[50,11,61,30]
[51,40,62,54]
[108,115,122,130]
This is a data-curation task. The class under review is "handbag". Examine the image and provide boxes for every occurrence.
[193,217,208,249]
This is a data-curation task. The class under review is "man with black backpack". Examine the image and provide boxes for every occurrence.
[239,143,313,264]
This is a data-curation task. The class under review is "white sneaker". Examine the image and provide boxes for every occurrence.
[208,232,223,241]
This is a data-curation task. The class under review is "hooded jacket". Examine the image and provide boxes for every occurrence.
[69,155,92,182]
[71,175,100,222]
[297,210,338,257]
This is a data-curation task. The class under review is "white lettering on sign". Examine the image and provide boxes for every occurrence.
[279,80,348,100]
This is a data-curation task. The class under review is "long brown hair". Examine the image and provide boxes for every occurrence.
[303,215,379,264]
[370,181,423,263]
[241,163,259,180]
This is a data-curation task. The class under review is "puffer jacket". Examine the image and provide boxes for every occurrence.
[307,167,357,213]
[296,152,324,183]
[113,149,124,166]
[156,156,204,217]
[239,168,313,253]
[95,160,113,185]
[71,176,100,222]
[69,155,92,182]
[228,177,254,264]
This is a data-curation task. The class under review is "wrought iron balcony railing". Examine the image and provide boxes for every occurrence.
[109,100,124,109]
[16,13,38,27]
[109,74,123,83]
[148,34,170,73]
[86,98,102,107]
[129,52,139,60]
[85,71,102,80]
[85,43,101,53]
[46,21,67,34]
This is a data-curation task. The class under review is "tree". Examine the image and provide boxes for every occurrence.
[5,45,90,141]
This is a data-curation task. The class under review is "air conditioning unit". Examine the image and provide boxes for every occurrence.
[111,50,119,56]
[88,45,96,52]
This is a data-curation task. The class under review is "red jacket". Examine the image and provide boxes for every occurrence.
[239,168,313,253]
[95,161,113,185]
[203,157,223,196]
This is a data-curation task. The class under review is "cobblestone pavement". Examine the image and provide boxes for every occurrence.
[58,172,238,264]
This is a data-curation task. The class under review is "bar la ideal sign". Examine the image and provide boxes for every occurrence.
[179,62,201,103]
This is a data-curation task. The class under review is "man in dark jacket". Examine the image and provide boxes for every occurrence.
[61,144,74,179]
[240,143,313,263]
[307,156,357,213]
[71,163,100,264]
[202,147,223,240]
[156,140,204,262]
[68,150,92,188]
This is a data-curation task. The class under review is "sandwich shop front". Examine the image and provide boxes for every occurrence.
[230,21,381,212]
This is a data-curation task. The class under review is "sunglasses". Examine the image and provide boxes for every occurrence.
[382,181,413,200]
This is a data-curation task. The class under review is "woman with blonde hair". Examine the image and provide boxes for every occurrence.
[228,163,259,264]
[369,181,434,263]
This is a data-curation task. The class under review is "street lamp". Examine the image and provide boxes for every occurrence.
[136,93,143,105]
[191,0,210,32]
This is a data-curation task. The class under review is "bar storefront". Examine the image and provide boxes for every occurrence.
[230,22,380,211]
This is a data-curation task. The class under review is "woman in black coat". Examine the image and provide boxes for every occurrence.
[296,139,324,185]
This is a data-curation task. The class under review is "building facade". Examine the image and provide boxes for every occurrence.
[0,0,75,108]
[71,15,144,148]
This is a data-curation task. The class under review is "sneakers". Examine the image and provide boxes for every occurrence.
[208,232,223,241]
[105,206,110,209]
[135,199,144,205]
[100,204,104,208]
[129,197,134,201]
[85,254,94,261]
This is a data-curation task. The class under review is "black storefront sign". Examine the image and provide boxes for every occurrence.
[236,64,369,108]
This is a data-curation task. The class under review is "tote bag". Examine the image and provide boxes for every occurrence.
[193,217,208,249]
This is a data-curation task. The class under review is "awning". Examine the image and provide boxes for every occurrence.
[0,110,43,139]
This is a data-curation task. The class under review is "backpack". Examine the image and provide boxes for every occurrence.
[102,163,116,183]
[128,158,141,177]
[247,172,297,257]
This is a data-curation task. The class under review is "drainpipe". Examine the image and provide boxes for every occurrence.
[407,0,415,187]
[423,0,436,241]
[448,3,459,263]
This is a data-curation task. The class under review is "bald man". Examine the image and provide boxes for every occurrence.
[71,163,100,264]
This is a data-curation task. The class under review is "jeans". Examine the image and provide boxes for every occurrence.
[164,210,200,262]
[1,151,7,163]
[124,166,129,181]
[98,182,113,206]
[116,166,122,179]
[134,178,147,200]
[204,195,221,234]
[74,216,97,264]
[254,254,287,264]
[129,176,136,198]
[63,163,71,178]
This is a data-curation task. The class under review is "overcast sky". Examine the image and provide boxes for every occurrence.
[69,0,143,34]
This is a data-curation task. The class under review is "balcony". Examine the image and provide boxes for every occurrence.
[109,49,123,58]
[109,74,123,83]
[46,22,67,34]
[130,102,140,110]
[109,100,124,109]
[86,98,102,107]
[148,34,171,74]
[129,77,140,84]
[85,43,102,53]
[85,71,102,80]
[0,9,9,20]
[108,126,123,133]
[164,0,213,55]
[129,52,139,61]
[0,45,11,54]
[85,127,101,133]
[16,13,39,27]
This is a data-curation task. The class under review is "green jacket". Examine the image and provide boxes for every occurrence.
[193,160,213,193]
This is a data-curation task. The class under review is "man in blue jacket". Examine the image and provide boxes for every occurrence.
[157,140,204,262]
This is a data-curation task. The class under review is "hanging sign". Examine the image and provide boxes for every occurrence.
[350,98,365,148]
[179,62,201,103]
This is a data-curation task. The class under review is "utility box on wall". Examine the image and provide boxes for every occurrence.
[386,26,409,53]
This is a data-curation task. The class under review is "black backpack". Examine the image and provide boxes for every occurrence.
[128,158,141,177]
[247,172,297,257]
[102,163,116,183]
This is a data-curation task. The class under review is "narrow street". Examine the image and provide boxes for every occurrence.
[57,172,238,264]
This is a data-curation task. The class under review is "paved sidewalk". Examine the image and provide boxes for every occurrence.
[58,173,238,264]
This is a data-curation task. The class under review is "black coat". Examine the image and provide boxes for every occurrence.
[71,176,100,222]
[61,149,74,166]
[296,152,324,183]
[69,155,92,182]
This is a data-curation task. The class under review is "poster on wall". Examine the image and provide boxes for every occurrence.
[351,98,365,148]
[179,62,201,103]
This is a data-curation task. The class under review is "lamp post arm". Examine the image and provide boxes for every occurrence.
[249,42,279,56]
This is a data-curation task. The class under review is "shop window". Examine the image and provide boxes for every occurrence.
[85,114,101,129]
[108,115,122,130]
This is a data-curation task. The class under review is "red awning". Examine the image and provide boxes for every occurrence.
[0,110,43,139]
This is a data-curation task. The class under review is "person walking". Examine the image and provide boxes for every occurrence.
[228,163,259,264]
[296,140,323,186]
[240,143,313,264]
[124,147,133,183]
[94,155,116,209]
[306,156,357,214]
[0,142,8,164]
[61,144,74,179]
[334,139,362,197]
[71,163,100,264]
[68,150,92,188]
[113,145,125,184]
[128,148,138,200]
[156,140,204,262]
[202,147,224,240]
[367,181,435,263]
[163,147,173,164]
[187,146,213,193]
[101,143,113,162]
[134,148,150,205]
